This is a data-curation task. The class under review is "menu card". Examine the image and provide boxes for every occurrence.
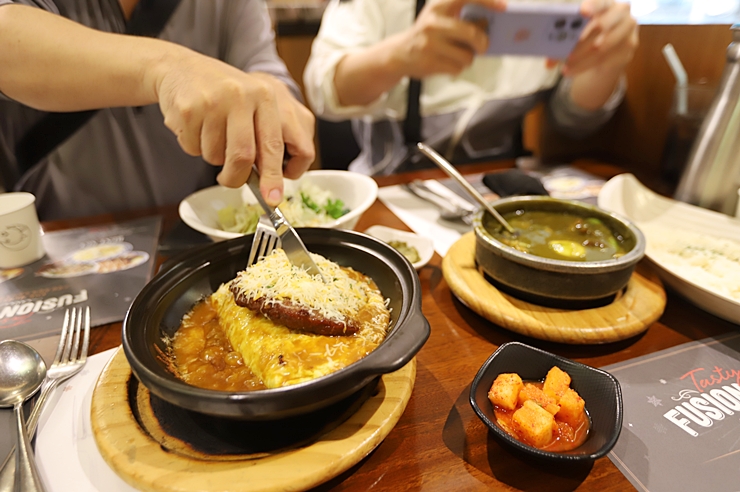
[0,216,161,362]
[605,332,740,491]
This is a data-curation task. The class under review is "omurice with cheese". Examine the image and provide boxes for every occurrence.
[168,249,391,391]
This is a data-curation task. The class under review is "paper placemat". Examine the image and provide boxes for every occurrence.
[378,184,470,257]
[606,332,740,491]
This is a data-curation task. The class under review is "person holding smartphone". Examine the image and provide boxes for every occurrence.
[304,0,638,175]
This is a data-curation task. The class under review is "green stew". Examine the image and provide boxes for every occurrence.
[490,210,629,262]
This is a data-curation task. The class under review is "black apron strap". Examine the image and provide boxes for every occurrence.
[402,0,426,146]
[14,0,182,178]
[127,0,181,38]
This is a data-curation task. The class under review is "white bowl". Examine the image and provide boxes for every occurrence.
[598,173,740,325]
[364,225,434,270]
[179,170,378,241]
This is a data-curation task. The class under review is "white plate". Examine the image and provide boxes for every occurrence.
[35,348,137,491]
[598,173,740,325]
[364,225,434,270]
[179,170,378,241]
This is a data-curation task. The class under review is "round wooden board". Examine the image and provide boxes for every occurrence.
[442,232,666,344]
[91,348,415,492]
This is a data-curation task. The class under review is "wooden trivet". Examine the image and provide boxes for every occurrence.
[91,348,415,492]
[442,232,666,344]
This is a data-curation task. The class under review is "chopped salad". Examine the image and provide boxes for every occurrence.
[217,182,350,234]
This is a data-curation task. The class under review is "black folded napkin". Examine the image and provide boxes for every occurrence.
[482,169,549,198]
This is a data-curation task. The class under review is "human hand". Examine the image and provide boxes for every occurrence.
[155,51,315,206]
[561,0,638,77]
[249,72,316,200]
[395,0,505,78]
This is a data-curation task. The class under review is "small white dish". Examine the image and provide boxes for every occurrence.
[364,225,434,270]
[598,173,740,325]
[179,170,378,241]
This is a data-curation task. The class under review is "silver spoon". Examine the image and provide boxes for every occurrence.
[0,340,47,492]
[416,142,516,234]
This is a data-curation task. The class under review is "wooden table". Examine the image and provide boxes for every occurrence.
[43,160,739,492]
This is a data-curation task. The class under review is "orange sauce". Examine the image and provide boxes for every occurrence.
[168,265,389,392]
[170,298,266,392]
[492,382,590,452]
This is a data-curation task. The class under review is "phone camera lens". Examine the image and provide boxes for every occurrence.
[571,18,583,30]
[554,18,566,29]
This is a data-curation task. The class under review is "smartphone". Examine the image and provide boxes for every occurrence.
[460,2,586,59]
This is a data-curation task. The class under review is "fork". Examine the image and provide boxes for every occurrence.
[0,306,91,492]
[403,180,477,225]
[247,214,281,267]
[246,165,324,280]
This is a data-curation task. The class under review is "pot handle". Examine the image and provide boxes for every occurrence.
[360,308,430,374]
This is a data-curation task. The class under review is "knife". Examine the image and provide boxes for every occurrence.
[246,165,326,281]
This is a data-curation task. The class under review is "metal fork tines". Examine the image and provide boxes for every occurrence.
[0,306,91,492]
[246,165,325,281]
[247,214,281,267]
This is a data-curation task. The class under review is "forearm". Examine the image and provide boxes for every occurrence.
[333,33,409,108]
[548,72,625,139]
[0,4,184,111]
[568,65,625,111]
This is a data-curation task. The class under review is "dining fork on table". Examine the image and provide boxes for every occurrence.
[0,306,91,492]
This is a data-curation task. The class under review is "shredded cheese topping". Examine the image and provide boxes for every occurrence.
[231,249,372,323]
[213,254,390,387]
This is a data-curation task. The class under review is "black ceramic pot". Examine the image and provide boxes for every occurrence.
[474,196,645,306]
[122,228,430,420]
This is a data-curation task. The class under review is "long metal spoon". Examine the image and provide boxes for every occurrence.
[416,142,516,234]
[0,340,47,492]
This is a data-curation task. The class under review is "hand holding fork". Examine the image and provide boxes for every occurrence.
[0,307,90,492]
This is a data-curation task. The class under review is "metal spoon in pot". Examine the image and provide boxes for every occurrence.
[416,143,516,234]
[0,340,47,492]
